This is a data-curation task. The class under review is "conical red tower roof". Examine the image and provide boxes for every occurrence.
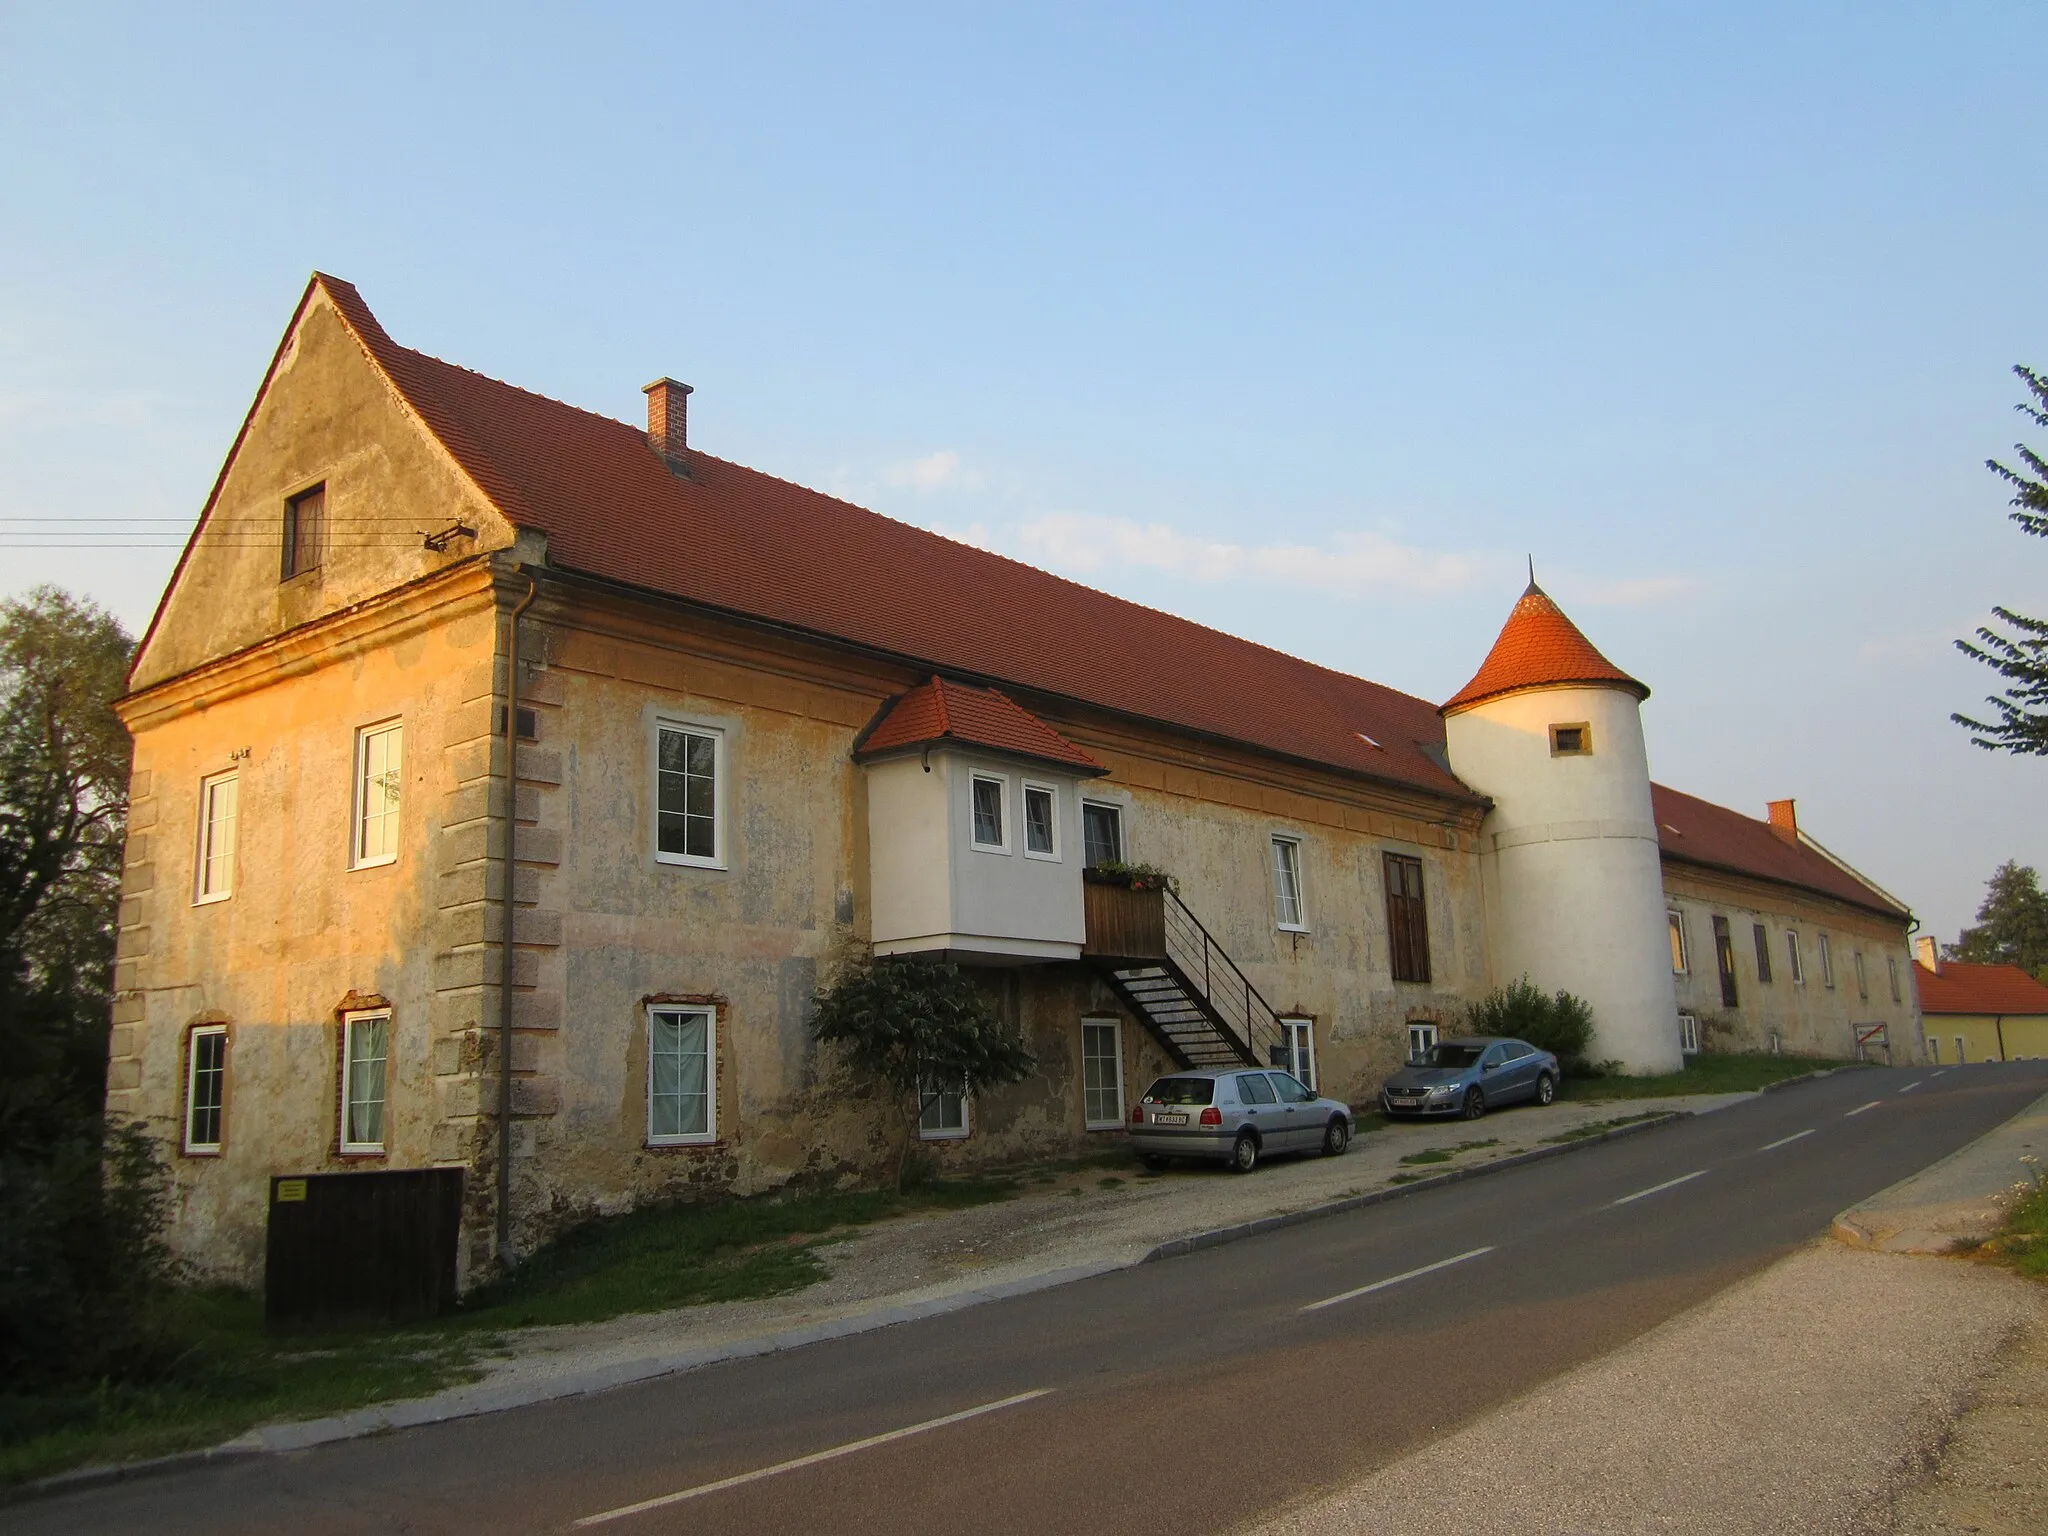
[1441,582,1648,716]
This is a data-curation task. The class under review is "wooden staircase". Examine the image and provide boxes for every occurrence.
[1082,877,1284,1071]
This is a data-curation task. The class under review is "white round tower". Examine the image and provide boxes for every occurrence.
[1442,581,1682,1074]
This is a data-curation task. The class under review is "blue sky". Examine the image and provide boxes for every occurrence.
[3,3,2043,940]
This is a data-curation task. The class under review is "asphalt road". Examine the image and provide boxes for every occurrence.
[14,1061,2047,1536]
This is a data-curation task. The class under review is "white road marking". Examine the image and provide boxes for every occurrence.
[1300,1246,1496,1313]
[1611,1170,1707,1206]
[1760,1129,1816,1152]
[1897,1080,1923,1094]
[1931,1069,1950,1077]
[572,1389,1055,1526]
[1845,1100,1882,1117]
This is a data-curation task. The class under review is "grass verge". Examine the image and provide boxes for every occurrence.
[1399,1138,1499,1166]
[1972,1163,2048,1281]
[1542,1111,1671,1144]
[1564,1052,1856,1101]
[0,1175,1016,1490]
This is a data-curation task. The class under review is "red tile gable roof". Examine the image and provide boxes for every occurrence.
[310,275,1477,804]
[1441,583,1648,716]
[855,678,1107,773]
[1650,783,1909,920]
[1915,961,2048,1016]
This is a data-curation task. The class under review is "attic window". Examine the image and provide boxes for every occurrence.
[1549,723,1592,756]
[282,484,325,580]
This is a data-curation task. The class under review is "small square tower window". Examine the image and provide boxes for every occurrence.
[1549,722,1593,756]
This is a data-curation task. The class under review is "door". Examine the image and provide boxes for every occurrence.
[1235,1071,1280,1144]
[1501,1041,1540,1101]
[1477,1043,1509,1103]
[1267,1070,1319,1149]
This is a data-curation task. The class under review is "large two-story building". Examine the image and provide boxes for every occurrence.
[109,275,1923,1284]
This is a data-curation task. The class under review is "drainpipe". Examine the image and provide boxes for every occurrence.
[497,572,537,1267]
[1996,1015,2007,1063]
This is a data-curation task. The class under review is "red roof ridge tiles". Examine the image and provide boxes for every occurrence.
[854,677,1107,774]
[1648,782,1909,920]
[1442,581,1648,716]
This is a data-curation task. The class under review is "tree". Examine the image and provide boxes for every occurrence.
[1465,976,1596,1075]
[0,586,134,1153]
[1946,861,2048,982]
[1954,365,2048,755]
[809,957,1035,1189]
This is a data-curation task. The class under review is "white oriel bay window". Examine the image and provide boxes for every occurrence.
[340,1010,390,1153]
[919,1076,969,1139]
[1271,836,1305,930]
[1081,1018,1123,1129]
[194,771,238,902]
[184,1024,227,1153]
[970,772,1007,852]
[1022,782,1058,859]
[647,1005,715,1144]
[655,722,723,866]
[352,721,403,868]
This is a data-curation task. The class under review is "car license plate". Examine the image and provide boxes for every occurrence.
[1391,1097,1422,1107]
[1155,1112,1189,1126]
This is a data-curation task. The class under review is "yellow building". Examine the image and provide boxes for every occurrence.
[1911,939,2048,1063]
[110,275,1921,1285]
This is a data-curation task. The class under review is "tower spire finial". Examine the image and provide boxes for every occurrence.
[1525,554,1539,594]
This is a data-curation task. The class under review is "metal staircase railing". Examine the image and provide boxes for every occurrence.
[1158,885,1286,1069]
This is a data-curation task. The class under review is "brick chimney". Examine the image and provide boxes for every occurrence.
[643,378,693,473]
[1914,934,1940,973]
[1765,799,1798,845]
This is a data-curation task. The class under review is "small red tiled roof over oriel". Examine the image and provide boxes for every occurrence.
[855,678,1107,774]
[1915,961,2048,1016]
[1441,582,1649,716]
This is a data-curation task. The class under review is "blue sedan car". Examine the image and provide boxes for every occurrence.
[1378,1036,1560,1120]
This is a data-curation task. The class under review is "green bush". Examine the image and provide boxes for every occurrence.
[1466,976,1596,1075]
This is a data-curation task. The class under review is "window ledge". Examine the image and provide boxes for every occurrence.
[917,1129,971,1142]
[193,892,233,907]
[645,1135,722,1151]
[654,853,727,872]
[1277,923,1310,935]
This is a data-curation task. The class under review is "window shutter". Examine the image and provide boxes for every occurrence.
[1384,853,1432,984]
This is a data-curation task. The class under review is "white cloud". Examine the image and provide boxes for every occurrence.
[1565,574,1698,608]
[1014,511,1483,597]
[884,449,968,492]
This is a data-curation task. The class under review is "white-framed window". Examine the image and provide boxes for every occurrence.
[1854,950,1868,1000]
[1888,956,1901,1003]
[647,1004,716,1144]
[1954,1035,1967,1064]
[654,720,726,868]
[1927,1037,1940,1065]
[1280,1017,1317,1091]
[1678,1012,1701,1054]
[969,771,1009,853]
[340,1009,390,1154]
[1271,835,1306,930]
[1081,800,1123,868]
[351,721,403,869]
[1081,1018,1124,1129]
[1667,910,1688,974]
[1785,929,1804,985]
[1819,933,1835,989]
[918,1075,969,1139]
[194,770,239,902]
[1022,781,1059,860]
[1407,1021,1438,1063]
[184,1024,227,1154]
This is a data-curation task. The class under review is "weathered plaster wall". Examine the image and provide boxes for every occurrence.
[1660,863,1923,1064]
[129,289,513,693]
[110,577,501,1286]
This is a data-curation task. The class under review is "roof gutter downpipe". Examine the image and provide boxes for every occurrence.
[498,570,537,1269]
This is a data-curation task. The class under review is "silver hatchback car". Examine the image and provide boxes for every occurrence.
[1128,1068,1354,1173]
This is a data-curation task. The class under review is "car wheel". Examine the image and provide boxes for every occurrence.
[1321,1118,1349,1157]
[1140,1154,1171,1171]
[1229,1130,1260,1173]
[1535,1072,1557,1106]
[1461,1086,1487,1121]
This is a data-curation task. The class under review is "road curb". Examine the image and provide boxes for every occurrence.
[3,1443,265,1507]
[1760,1066,1849,1094]
[1141,1109,1690,1263]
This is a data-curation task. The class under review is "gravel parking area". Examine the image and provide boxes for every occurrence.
[1238,1242,2045,1536]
